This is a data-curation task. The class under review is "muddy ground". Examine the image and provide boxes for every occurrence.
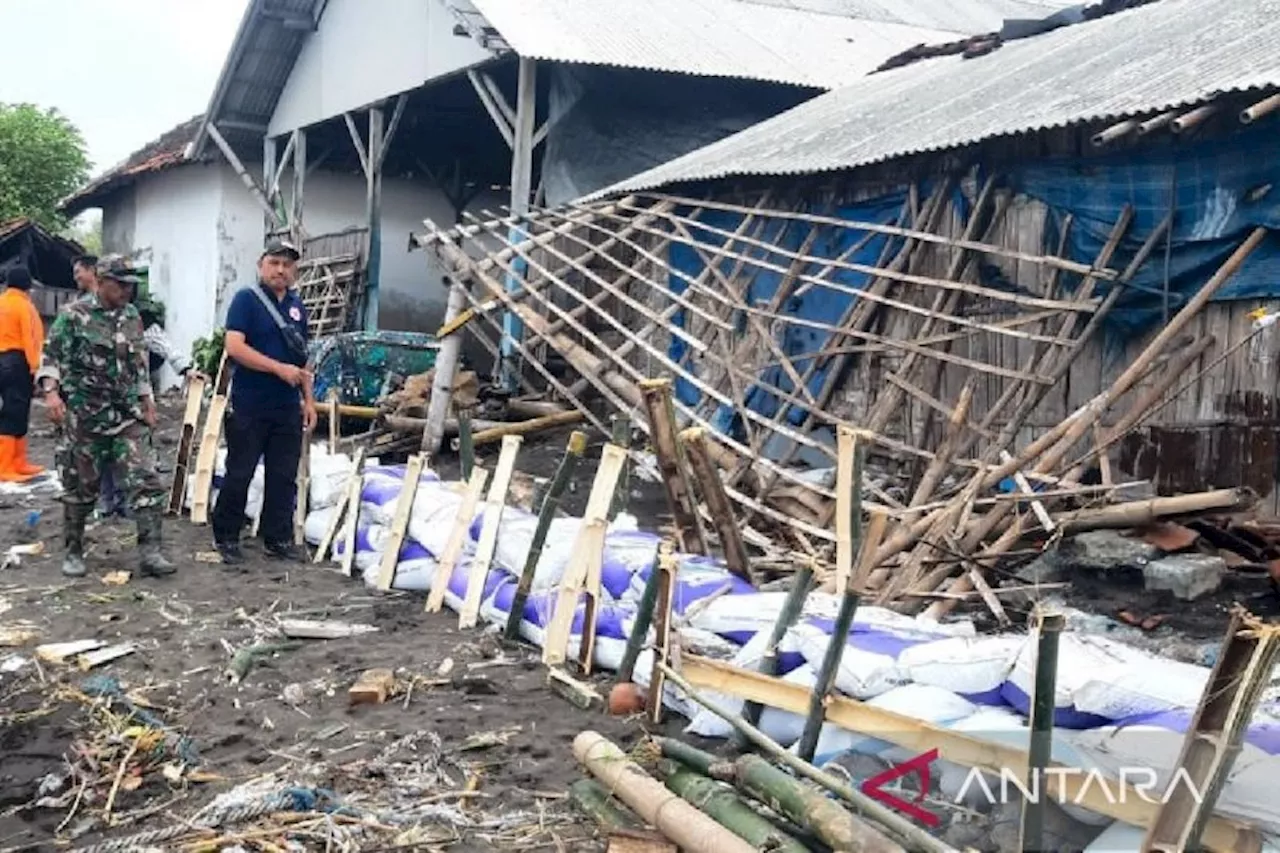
[1,395,1274,852]
[0,396,677,852]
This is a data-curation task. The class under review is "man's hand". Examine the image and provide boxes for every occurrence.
[142,396,158,428]
[46,390,66,425]
[303,400,318,433]
[275,362,306,387]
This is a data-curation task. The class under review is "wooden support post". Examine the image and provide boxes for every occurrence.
[263,134,279,236]
[314,448,365,564]
[543,444,627,666]
[326,390,339,454]
[460,435,522,629]
[499,56,538,392]
[505,431,588,643]
[1142,608,1280,853]
[166,372,206,515]
[640,379,707,554]
[681,426,753,584]
[1020,608,1065,853]
[363,105,385,331]
[426,467,489,613]
[374,455,425,591]
[456,403,475,480]
[646,549,678,724]
[189,393,228,525]
[291,127,307,245]
[207,123,282,230]
[293,430,311,547]
[421,280,469,458]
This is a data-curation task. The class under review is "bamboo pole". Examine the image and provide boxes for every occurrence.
[739,562,813,736]
[617,550,665,684]
[1020,608,1065,853]
[504,431,588,643]
[659,761,814,853]
[572,732,757,853]
[464,410,584,446]
[456,404,475,480]
[609,414,631,521]
[420,277,468,458]
[656,663,955,853]
[796,587,861,763]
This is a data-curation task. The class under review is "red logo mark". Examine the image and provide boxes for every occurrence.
[859,748,941,827]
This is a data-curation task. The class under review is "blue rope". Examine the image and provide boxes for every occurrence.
[79,675,201,764]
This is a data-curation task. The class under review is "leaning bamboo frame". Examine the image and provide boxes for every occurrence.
[413,182,1246,607]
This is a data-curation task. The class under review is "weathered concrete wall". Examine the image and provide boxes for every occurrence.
[100,186,137,254]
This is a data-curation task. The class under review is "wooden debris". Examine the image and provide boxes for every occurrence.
[1143,609,1280,852]
[316,447,366,566]
[166,372,207,515]
[547,667,602,710]
[0,625,39,647]
[607,831,677,853]
[36,639,106,664]
[681,426,753,583]
[647,549,678,724]
[348,668,398,705]
[189,392,227,525]
[277,619,379,639]
[640,379,707,555]
[468,410,584,446]
[76,642,137,671]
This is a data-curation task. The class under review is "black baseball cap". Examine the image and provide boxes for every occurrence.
[261,239,301,260]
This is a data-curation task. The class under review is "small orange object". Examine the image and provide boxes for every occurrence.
[608,682,644,717]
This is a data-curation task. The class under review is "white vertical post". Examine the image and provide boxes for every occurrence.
[291,128,307,247]
[500,57,537,392]
[364,107,385,332]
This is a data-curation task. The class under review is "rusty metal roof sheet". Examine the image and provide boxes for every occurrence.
[466,0,961,88]
[60,115,204,216]
[594,0,1280,195]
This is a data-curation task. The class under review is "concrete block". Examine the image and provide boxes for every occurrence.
[1143,554,1225,601]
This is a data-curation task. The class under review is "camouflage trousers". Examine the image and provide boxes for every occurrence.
[58,423,165,516]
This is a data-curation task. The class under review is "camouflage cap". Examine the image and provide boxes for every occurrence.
[96,254,141,286]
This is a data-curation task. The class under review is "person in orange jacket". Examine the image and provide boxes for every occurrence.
[0,266,44,480]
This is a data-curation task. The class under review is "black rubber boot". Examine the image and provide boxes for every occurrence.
[62,503,89,578]
[136,513,176,577]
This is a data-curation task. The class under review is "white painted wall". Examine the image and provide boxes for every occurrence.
[127,166,224,388]
[269,0,491,136]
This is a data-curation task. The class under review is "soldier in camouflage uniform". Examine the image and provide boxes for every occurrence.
[37,257,175,579]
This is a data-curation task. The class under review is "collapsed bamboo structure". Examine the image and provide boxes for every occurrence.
[413,178,1268,609]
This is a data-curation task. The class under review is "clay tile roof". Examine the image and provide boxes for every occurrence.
[60,114,205,216]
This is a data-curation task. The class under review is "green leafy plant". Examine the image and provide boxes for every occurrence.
[0,103,90,229]
[191,328,225,376]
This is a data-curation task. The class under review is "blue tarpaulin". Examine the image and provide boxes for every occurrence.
[664,123,1280,444]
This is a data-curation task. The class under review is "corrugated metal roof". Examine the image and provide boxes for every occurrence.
[739,0,1079,35]
[595,0,1280,195]
[468,0,962,88]
[191,0,327,158]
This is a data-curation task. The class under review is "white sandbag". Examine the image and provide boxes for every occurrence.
[303,506,336,546]
[799,685,977,767]
[898,635,1023,703]
[1072,653,1210,720]
[791,622,910,699]
[1084,821,1144,852]
[685,591,974,645]
[185,447,263,521]
[308,448,354,510]
[631,648,696,719]
[481,582,631,672]
[490,514,656,598]
[1003,634,1149,728]
[685,666,817,745]
[405,483,472,557]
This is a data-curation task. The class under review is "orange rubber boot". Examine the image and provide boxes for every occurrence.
[12,437,43,477]
[0,437,31,483]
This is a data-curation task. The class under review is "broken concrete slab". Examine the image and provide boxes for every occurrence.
[1057,531,1161,573]
[1143,553,1225,601]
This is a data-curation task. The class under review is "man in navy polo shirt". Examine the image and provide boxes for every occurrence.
[212,240,318,565]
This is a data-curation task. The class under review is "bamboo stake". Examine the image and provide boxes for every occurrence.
[375,454,425,591]
[647,550,678,724]
[504,431,588,643]
[833,427,862,597]
[314,448,366,565]
[796,587,861,763]
[681,427,752,582]
[456,404,475,479]
[460,435,521,629]
[641,379,708,554]
[609,415,631,521]
[1020,608,1065,853]
[617,549,666,684]
[739,562,813,736]
[425,467,489,613]
[166,372,207,516]
[327,390,339,453]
